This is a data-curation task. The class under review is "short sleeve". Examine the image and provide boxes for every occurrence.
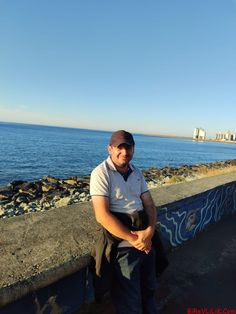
[140,172,148,194]
[90,166,110,197]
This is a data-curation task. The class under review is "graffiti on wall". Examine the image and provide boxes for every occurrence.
[158,182,236,248]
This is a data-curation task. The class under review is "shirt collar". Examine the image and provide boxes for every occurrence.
[106,156,134,171]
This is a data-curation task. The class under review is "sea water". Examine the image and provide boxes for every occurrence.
[1,122,236,186]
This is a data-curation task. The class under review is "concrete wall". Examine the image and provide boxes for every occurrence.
[1,173,236,313]
[157,181,236,250]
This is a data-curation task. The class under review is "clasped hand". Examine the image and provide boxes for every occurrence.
[128,227,153,254]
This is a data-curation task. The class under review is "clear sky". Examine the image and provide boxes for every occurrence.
[0,0,235,137]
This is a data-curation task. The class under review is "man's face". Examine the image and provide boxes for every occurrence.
[108,143,134,168]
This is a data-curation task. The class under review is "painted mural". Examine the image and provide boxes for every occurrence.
[158,182,236,249]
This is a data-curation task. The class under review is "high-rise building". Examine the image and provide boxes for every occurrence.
[193,128,206,141]
[216,131,236,141]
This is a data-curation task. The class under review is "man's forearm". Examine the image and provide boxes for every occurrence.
[145,203,157,231]
[141,191,157,235]
[92,196,137,242]
[97,211,137,242]
[92,195,153,251]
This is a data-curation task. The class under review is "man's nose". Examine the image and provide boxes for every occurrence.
[120,147,129,154]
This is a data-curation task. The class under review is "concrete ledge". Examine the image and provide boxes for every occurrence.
[1,172,236,307]
[150,171,236,207]
[0,203,96,307]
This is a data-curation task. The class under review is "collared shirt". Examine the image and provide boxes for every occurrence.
[90,156,148,214]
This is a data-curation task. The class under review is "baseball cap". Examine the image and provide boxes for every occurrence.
[109,130,135,147]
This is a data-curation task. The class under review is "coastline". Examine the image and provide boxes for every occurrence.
[144,133,236,144]
[144,134,192,140]
[1,159,236,220]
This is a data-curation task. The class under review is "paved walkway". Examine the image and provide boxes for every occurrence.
[158,212,236,314]
[77,212,236,314]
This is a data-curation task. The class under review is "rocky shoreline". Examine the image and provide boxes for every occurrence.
[1,159,236,219]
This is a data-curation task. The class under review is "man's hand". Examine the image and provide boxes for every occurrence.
[129,226,154,254]
[91,192,157,255]
[135,191,157,253]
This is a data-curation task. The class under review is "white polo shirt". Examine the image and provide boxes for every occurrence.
[90,156,148,214]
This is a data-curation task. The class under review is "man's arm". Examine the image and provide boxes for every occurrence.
[92,195,149,251]
[141,190,157,234]
[92,195,137,242]
[131,191,157,253]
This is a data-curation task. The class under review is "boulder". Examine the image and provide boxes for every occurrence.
[63,177,78,185]
[19,182,42,197]
[13,194,30,203]
[42,176,59,184]
[42,183,58,193]
[54,197,71,208]
[229,160,236,166]
[8,180,26,191]
[0,188,13,201]
[0,206,5,216]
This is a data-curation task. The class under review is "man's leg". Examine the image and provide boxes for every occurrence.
[111,247,143,314]
[141,248,158,314]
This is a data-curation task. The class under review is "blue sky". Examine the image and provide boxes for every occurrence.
[0,0,235,137]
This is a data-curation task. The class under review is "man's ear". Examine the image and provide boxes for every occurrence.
[107,145,112,154]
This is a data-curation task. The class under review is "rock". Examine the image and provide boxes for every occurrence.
[19,182,42,197]
[42,176,59,184]
[54,197,71,208]
[229,160,236,166]
[147,181,158,189]
[0,206,5,216]
[0,194,10,201]
[5,207,14,217]
[78,192,91,202]
[8,180,26,190]
[51,195,61,203]
[0,188,13,201]
[39,195,52,205]
[14,207,25,216]
[73,199,79,203]
[1,158,236,220]
[81,176,90,185]
[22,206,31,213]
[19,202,29,210]
[4,202,14,210]
[72,191,80,197]
[26,202,39,212]
[42,202,51,209]
[63,177,78,185]
[42,184,57,193]
[13,194,30,203]
[163,176,170,184]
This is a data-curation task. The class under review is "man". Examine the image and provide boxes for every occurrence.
[90,130,158,314]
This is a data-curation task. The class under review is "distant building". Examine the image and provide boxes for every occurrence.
[193,128,206,141]
[216,130,236,141]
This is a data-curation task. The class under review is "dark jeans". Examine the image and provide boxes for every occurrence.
[111,247,158,314]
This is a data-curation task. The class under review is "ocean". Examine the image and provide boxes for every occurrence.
[1,122,236,186]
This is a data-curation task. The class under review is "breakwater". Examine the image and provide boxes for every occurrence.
[1,159,236,219]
